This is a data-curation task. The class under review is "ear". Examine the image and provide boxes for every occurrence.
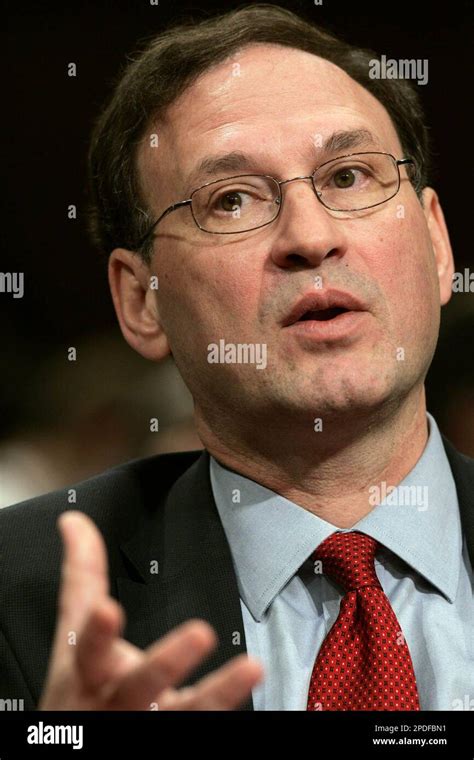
[108,248,171,361]
[421,187,455,306]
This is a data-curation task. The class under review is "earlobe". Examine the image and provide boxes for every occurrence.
[421,188,455,306]
[108,248,171,362]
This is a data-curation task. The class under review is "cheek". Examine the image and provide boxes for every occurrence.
[155,246,261,339]
[363,211,439,344]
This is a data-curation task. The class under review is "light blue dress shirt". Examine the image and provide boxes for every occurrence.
[209,412,474,710]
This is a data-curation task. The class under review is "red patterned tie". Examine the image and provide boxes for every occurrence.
[307,531,420,711]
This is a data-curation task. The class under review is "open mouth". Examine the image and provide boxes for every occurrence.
[297,307,350,322]
[281,289,367,330]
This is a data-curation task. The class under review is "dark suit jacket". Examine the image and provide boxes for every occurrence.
[1,437,473,711]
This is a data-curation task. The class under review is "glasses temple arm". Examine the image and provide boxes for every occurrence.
[135,199,192,251]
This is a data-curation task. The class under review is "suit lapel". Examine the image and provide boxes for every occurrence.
[116,449,254,710]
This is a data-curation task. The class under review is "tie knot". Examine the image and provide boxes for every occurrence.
[312,531,381,591]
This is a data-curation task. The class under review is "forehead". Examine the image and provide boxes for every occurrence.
[138,43,402,200]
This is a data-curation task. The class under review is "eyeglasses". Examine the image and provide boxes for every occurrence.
[136,151,416,249]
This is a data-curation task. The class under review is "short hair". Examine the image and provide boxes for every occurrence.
[87,3,430,263]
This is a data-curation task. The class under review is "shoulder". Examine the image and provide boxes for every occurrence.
[0,449,204,577]
[442,434,474,486]
[441,435,474,569]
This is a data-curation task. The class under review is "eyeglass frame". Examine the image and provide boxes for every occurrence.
[135,151,416,250]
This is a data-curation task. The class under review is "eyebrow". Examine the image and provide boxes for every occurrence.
[185,128,380,191]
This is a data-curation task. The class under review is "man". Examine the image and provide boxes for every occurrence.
[1,4,473,711]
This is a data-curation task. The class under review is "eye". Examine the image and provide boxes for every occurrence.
[326,164,373,191]
[216,191,245,212]
[333,168,358,188]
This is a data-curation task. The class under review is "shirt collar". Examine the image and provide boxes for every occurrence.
[354,412,461,604]
[209,412,461,621]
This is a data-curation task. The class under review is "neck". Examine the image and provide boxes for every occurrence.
[195,385,429,528]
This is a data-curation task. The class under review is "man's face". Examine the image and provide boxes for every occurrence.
[134,44,452,427]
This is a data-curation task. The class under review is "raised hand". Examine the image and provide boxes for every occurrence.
[39,511,264,710]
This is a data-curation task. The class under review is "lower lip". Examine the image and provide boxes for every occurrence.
[284,310,367,342]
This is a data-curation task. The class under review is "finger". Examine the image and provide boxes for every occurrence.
[158,654,264,711]
[53,512,110,659]
[76,597,143,691]
[106,619,218,710]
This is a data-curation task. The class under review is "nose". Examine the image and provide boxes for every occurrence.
[269,176,348,269]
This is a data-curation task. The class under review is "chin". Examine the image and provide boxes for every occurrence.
[296,370,399,418]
